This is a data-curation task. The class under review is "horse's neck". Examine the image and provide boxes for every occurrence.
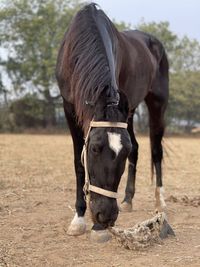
[96,15,120,90]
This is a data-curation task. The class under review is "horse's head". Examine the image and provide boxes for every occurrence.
[85,93,132,229]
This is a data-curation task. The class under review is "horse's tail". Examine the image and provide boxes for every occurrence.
[159,48,169,81]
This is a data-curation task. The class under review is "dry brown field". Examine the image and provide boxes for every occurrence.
[0,134,200,267]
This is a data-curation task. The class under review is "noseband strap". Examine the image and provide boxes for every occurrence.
[90,121,127,129]
[89,185,118,199]
[81,121,128,200]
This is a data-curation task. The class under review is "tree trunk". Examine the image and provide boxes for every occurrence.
[44,89,56,127]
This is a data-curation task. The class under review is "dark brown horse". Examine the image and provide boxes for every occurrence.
[56,3,169,235]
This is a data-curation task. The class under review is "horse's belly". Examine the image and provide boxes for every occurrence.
[120,71,153,110]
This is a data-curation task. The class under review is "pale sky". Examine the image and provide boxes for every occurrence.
[91,0,200,41]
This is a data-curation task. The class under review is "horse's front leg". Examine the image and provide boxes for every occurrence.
[63,100,87,235]
[120,116,138,212]
[67,154,86,236]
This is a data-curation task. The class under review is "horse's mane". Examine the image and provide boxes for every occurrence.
[61,3,119,124]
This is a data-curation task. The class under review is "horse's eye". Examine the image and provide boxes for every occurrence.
[90,144,101,155]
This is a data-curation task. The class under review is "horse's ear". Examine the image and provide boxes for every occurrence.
[118,92,129,119]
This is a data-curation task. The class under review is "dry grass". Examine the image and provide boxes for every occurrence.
[0,134,200,267]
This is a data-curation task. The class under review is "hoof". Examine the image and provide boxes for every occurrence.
[119,201,132,212]
[67,223,86,236]
[90,229,112,243]
[67,213,86,236]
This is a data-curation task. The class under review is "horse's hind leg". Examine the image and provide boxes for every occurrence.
[120,115,138,212]
[145,94,167,211]
[63,99,86,235]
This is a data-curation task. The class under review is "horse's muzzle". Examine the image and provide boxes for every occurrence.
[96,212,117,227]
[90,197,119,228]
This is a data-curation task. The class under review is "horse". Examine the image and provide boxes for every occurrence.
[56,3,169,236]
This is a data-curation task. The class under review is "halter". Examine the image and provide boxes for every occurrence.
[81,120,128,200]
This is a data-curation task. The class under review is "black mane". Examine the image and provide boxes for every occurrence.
[58,3,119,124]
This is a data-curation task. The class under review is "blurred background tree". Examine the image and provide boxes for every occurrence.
[0,0,83,128]
[0,0,200,133]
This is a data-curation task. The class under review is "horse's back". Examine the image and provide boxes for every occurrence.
[130,30,169,104]
[119,30,168,110]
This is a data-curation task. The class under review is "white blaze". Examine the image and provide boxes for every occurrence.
[107,132,122,156]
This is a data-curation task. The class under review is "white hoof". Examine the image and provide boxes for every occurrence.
[67,213,86,236]
[119,201,132,212]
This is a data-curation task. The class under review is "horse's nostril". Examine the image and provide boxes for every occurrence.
[96,213,115,227]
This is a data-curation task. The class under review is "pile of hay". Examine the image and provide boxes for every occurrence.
[109,212,175,250]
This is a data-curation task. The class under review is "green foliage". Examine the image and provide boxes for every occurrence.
[172,36,200,72]
[0,106,16,132]
[0,0,83,125]
[113,20,131,31]
[169,71,200,131]
[10,94,46,128]
[0,0,82,90]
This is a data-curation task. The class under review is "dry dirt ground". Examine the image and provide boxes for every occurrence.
[0,134,199,267]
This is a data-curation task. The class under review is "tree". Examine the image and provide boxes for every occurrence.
[10,93,47,128]
[1,2,200,132]
[169,71,200,131]
[171,36,200,72]
[0,73,8,106]
[113,20,131,31]
[0,0,83,125]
